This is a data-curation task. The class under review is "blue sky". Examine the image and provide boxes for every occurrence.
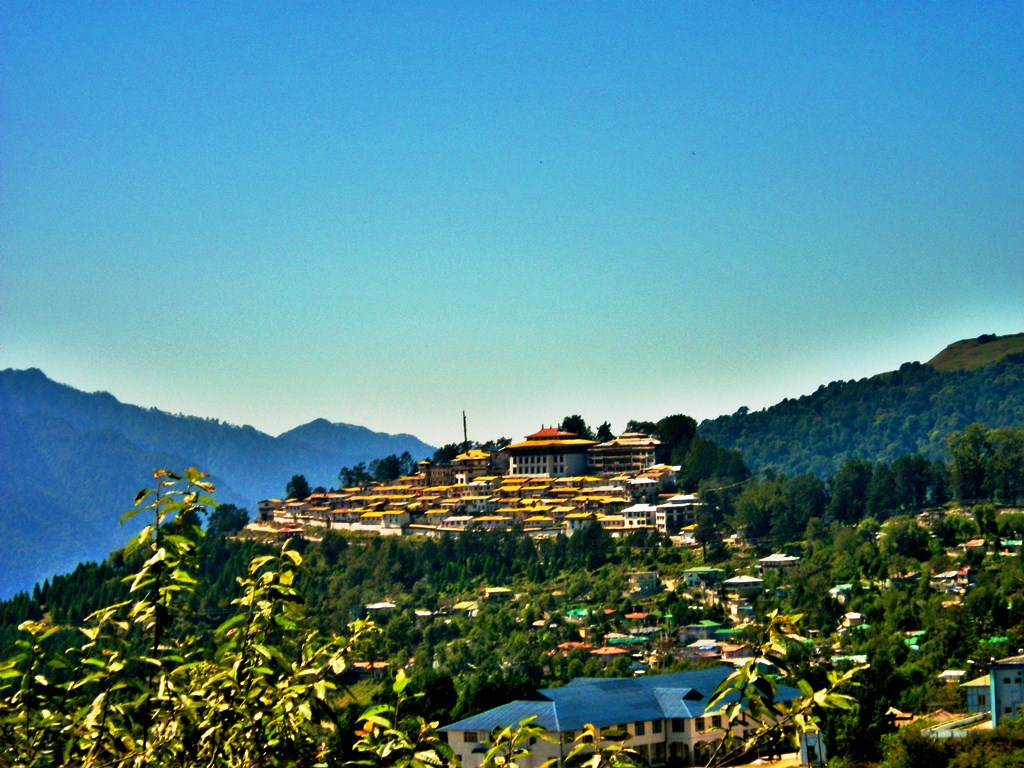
[2,2,1022,447]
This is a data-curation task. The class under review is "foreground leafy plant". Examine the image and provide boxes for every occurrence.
[703,610,865,767]
[481,716,555,768]
[348,669,454,768]
[0,468,370,768]
[565,723,643,768]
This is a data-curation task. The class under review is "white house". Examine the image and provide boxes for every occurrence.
[622,503,658,529]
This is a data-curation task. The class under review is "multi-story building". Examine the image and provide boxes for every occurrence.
[503,427,596,477]
[588,432,662,474]
[452,448,492,484]
[656,493,701,535]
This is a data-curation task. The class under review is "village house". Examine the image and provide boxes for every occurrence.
[756,553,800,573]
[628,571,661,595]
[622,503,658,529]
[452,448,492,484]
[989,654,1024,726]
[682,567,723,589]
[656,494,701,535]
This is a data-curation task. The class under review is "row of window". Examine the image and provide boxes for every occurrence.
[463,715,729,745]
[518,454,565,464]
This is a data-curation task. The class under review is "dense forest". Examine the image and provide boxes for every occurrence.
[699,353,1024,477]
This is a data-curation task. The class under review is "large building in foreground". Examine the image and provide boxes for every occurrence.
[440,667,800,768]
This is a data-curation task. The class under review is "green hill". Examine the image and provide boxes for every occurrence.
[698,334,1024,477]
[928,332,1024,371]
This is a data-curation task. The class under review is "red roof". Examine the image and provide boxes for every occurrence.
[590,646,630,656]
[526,426,578,440]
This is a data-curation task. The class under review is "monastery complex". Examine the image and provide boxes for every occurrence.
[257,427,702,539]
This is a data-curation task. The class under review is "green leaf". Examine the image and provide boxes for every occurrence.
[121,506,143,524]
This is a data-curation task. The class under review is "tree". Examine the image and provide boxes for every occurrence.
[866,462,900,520]
[948,423,992,502]
[695,508,728,563]
[827,458,873,524]
[678,438,749,493]
[892,454,932,510]
[595,421,614,442]
[206,503,250,537]
[783,474,827,535]
[370,455,402,483]
[559,415,595,440]
[879,517,933,562]
[654,414,698,464]
[340,462,373,488]
[0,468,371,768]
[369,453,417,484]
[703,611,863,767]
[349,670,454,768]
[480,716,554,768]
[990,427,1024,505]
[625,420,657,436]
[564,723,643,768]
[286,473,312,500]
[735,478,786,542]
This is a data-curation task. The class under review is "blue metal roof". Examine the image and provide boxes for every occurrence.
[441,667,801,734]
[441,700,559,733]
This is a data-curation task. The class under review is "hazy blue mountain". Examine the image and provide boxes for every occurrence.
[0,368,434,598]
[698,337,1024,477]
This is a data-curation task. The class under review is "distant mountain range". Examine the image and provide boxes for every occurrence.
[698,333,1024,477]
[0,368,434,598]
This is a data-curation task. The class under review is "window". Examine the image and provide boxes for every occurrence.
[634,721,645,736]
[695,717,705,732]
[671,718,685,733]
[464,732,478,743]
[710,715,722,729]
[979,695,987,706]
[652,719,663,734]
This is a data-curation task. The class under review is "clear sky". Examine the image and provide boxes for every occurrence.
[2,2,1022,447]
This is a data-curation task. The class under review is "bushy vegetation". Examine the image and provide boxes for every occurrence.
[700,356,1024,476]
[0,469,374,767]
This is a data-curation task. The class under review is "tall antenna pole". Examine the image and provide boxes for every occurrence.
[463,410,469,450]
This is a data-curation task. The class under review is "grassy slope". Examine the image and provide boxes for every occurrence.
[928,332,1024,371]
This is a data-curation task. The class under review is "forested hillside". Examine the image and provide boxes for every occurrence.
[699,348,1024,477]
[2,447,1023,767]
[0,368,434,597]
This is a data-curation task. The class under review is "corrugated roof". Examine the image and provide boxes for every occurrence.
[442,667,800,734]
[441,700,560,732]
